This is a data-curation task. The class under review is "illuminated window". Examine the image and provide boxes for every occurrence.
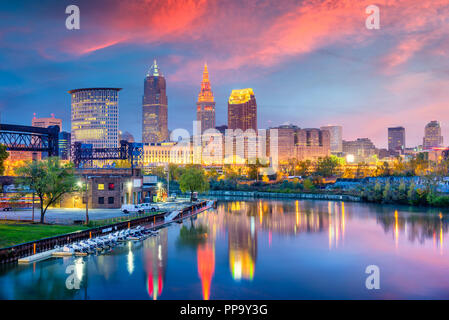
[108,183,115,190]
[98,184,104,190]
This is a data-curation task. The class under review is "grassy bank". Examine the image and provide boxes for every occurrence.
[0,211,165,248]
[0,221,89,248]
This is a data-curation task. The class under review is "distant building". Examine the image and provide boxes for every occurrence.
[32,113,62,130]
[119,131,135,143]
[142,60,168,143]
[69,88,120,148]
[320,125,342,153]
[388,126,405,154]
[423,121,443,150]
[197,64,216,132]
[228,88,257,132]
[295,128,330,161]
[343,138,377,162]
[58,131,71,160]
[271,125,299,163]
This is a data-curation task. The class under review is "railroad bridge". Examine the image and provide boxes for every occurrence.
[0,124,59,156]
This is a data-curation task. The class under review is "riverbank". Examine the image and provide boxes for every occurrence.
[0,200,215,264]
[0,222,89,248]
[205,190,362,202]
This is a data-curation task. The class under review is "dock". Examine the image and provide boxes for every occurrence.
[18,249,59,264]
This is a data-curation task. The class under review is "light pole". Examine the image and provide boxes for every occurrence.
[79,175,89,225]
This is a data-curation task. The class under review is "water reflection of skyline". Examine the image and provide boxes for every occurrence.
[2,199,449,300]
[144,228,167,300]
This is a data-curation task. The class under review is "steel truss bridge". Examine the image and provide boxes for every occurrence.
[0,124,59,156]
[71,140,143,168]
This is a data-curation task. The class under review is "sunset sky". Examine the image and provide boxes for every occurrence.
[1,0,449,148]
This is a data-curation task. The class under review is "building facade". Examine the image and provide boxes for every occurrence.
[61,168,148,209]
[142,60,168,143]
[320,125,342,154]
[295,128,331,161]
[423,121,443,150]
[388,126,405,153]
[32,113,62,130]
[343,138,377,162]
[197,64,216,133]
[58,131,71,160]
[228,88,257,132]
[272,125,298,163]
[69,88,120,149]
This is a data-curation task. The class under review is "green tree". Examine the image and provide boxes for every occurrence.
[15,157,77,223]
[179,167,209,201]
[0,145,9,175]
[247,159,264,180]
[295,160,312,177]
[315,156,340,177]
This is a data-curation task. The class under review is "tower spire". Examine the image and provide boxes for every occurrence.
[148,59,160,77]
[202,63,209,82]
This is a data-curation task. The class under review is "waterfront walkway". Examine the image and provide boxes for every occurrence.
[0,200,194,225]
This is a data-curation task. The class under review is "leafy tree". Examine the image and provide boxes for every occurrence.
[0,145,9,175]
[15,157,77,223]
[179,167,209,201]
[315,156,340,177]
[295,160,312,177]
[206,167,219,181]
[303,178,314,191]
[247,158,264,180]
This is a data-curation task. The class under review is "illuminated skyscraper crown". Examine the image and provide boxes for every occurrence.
[147,59,161,77]
[198,63,214,102]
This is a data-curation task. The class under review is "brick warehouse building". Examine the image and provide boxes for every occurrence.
[60,168,156,209]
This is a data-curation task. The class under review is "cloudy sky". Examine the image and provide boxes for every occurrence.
[1,0,449,148]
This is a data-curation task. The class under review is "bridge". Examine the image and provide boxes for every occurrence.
[0,124,59,156]
[71,140,143,169]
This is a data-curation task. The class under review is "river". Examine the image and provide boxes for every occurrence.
[1,199,448,299]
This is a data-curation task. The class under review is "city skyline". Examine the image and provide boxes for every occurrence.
[1,1,449,149]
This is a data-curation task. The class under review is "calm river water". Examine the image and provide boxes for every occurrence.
[1,199,449,300]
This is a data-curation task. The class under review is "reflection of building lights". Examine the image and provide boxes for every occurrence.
[197,243,215,300]
[127,181,132,190]
[250,216,255,237]
[230,250,254,281]
[127,241,134,275]
[158,244,162,261]
[394,210,399,248]
[75,258,84,282]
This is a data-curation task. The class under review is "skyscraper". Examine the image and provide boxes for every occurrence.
[320,125,342,153]
[388,126,405,153]
[197,63,216,133]
[423,121,443,150]
[142,60,168,143]
[228,88,257,132]
[69,88,120,148]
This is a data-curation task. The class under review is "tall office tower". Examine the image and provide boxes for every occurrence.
[320,125,343,153]
[58,131,71,160]
[423,121,443,150]
[228,88,257,132]
[32,113,62,130]
[197,63,216,133]
[388,126,405,153]
[142,60,168,143]
[69,88,120,148]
